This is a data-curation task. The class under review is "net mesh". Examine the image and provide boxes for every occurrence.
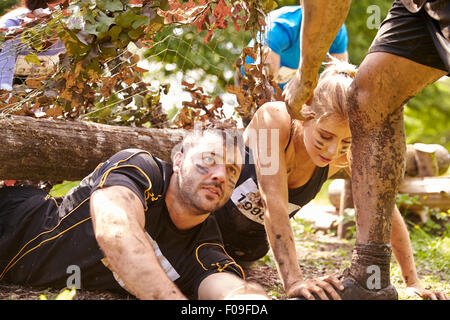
[0,0,276,129]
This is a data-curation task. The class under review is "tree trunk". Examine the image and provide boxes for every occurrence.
[0,115,184,181]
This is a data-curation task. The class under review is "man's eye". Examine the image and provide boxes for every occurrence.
[203,156,215,165]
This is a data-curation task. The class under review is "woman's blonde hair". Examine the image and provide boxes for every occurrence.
[308,56,357,122]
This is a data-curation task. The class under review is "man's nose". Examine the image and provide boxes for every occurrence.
[210,164,227,184]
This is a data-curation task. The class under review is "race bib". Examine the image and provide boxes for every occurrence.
[230,178,265,225]
[230,178,302,224]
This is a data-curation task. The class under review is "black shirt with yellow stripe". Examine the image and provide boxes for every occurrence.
[0,149,244,299]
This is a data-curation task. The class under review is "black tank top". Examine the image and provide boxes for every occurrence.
[246,146,328,214]
[220,145,329,227]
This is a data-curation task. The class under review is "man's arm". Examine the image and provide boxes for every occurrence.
[90,185,186,300]
[327,51,349,63]
[198,272,269,300]
[283,0,351,118]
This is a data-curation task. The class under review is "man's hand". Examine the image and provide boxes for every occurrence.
[198,272,269,300]
[405,283,448,300]
[287,275,344,300]
[282,70,318,120]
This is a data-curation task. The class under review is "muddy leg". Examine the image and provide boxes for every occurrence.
[345,52,446,297]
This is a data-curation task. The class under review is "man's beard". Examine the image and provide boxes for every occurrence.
[176,168,224,214]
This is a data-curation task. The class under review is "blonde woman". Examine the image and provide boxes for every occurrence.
[214,60,447,300]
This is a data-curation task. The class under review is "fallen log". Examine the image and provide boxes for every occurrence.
[0,115,184,181]
[406,143,449,177]
[329,177,450,222]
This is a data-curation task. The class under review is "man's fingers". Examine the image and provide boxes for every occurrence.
[316,280,341,300]
[300,288,315,300]
[437,292,448,300]
[322,275,344,291]
[311,285,329,300]
[429,293,438,300]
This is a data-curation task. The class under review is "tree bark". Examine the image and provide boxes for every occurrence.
[0,115,184,181]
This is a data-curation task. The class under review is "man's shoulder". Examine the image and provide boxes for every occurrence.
[109,149,162,166]
[100,149,171,185]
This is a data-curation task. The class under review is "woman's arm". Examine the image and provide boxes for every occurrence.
[90,185,186,300]
[247,102,343,299]
[246,102,301,290]
[391,207,447,299]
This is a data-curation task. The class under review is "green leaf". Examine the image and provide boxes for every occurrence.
[131,15,150,29]
[55,287,76,300]
[84,11,115,36]
[24,53,41,66]
[109,25,122,42]
[115,10,137,29]
[105,0,124,12]
[96,12,116,34]
[128,28,144,40]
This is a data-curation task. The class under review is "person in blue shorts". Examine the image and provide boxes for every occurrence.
[241,5,348,90]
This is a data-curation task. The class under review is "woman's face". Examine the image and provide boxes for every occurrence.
[302,114,352,167]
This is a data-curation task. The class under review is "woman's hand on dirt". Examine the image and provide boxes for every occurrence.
[405,283,448,300]
[287,274,344,300]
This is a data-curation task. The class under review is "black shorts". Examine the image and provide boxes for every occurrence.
[368,0,449,72]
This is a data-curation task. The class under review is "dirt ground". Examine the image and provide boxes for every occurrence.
[0,212,447,300]
[0,232,353,300]
[0,231,448,300]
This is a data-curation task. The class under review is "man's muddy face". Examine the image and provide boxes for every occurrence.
[176,133,242,213]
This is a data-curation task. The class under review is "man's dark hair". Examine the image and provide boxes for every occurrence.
[178,120,245,165]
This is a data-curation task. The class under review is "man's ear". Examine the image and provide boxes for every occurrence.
[172,152,183,174]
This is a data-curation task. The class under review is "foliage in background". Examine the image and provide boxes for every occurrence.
[0,0,277,129]
[0,0,20,16]
[404,78,450,150]
[1,0,448,145]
